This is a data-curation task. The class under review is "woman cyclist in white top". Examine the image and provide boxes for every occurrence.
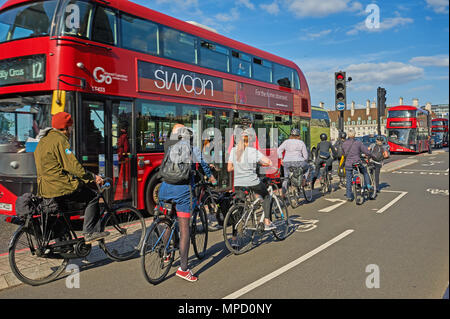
[228,128,276,230]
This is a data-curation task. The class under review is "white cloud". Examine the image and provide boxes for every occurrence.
[214,7,240,22]
[346,62,424,85]
[425,0,449,13]
[347,16,414,35]
[260,1,280,15]
[285,0,363,17]
[410,55,449,67]
[236,0,255,10]
[300,29,332,40]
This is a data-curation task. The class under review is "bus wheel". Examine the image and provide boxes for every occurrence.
[145,173,162,216]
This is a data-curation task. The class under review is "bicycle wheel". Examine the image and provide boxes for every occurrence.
[271,195,289,240]
[141,218,175,285]
[9,225,69,286]
[191,206,208,259]
[223,204,254,255]
[100,206,147,261]
[202,192,221,231]
[353,177,364,205]
[368,169,377,200]
[287,184,300,208]
[302,182,313,202]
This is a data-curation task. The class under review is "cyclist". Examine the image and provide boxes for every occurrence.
[311,133,337,190]
[334,131,347,186]
[342,129,372,201]
[34,112,109,244]
[368,136,388,193]
[227,128,275,231]
[277,128,310,197]
[158,124,216,282]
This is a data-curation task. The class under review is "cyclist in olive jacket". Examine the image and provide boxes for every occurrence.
[34,112,108,244]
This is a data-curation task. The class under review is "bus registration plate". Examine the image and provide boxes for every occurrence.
[0,203,12,211]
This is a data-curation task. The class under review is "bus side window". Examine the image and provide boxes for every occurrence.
[91,6,117,45]
[120,13,158,55]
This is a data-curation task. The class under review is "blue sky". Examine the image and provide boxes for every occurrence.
[1,0,448,110]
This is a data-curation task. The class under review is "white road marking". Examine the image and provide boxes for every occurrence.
[222,229,354,299]
[376,190,408,214]
[318,198,347,213]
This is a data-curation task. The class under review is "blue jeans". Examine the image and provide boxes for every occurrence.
[345,165,370,199]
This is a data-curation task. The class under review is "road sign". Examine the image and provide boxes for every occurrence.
[336,102,345,111]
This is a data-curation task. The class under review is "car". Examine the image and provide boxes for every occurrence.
[359,134,391,153]
[431,134,443,149]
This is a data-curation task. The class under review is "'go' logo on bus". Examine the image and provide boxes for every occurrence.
[93,67,112,84]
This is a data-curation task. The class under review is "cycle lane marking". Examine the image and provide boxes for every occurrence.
[318,198,347,213]
[222,229,354,299]
[376,190,408,214]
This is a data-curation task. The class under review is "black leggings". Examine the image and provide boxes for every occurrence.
[236,182,271,219]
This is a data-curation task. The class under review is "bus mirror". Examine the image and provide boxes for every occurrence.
[52,90,66,115]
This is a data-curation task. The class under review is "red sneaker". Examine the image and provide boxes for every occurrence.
[176,268,198,282]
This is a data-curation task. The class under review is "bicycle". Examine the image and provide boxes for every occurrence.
[351,157,376,205]
[8,178,147,286]
[140,194,208,285]
[193,169,223,231]
[222,177,289,255]
[285,164,313,208]
[318,162,332,195]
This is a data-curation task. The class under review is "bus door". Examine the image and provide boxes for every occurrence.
[78,98,134,205]
[201,108,231,189]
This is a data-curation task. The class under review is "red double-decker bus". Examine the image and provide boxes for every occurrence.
[386,105,430,153]
[0,0,311,216]
[431,118,448,147]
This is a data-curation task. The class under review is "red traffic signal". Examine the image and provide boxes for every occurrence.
[336,73,345,81]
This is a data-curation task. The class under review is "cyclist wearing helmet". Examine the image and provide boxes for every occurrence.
[158,124,216,282]
[334,131,347,185]
[311,133,337,189]
[228,128,275,231]
[277,128,310,197]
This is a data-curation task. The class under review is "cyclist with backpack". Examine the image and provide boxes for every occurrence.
[311,133,337,190]
[368,136,389,193]
[277,128,310,197]
[158,124,216,282]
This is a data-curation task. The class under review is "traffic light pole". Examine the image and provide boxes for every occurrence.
[338,111,344,132]
[377,87,386,135]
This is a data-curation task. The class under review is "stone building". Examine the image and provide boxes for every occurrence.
[329,100,388,141]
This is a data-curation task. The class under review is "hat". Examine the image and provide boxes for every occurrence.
[52,112,73,129]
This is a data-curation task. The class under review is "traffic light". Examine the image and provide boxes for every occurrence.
[377,87,387,115]
[335,71,346,111]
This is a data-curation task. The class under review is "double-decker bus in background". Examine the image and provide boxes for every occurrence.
[0,0,311,216]
[309,105,330,160]
[431,118,448,148]
[386,105,430,153]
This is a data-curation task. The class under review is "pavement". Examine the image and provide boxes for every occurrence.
[0,148,447,294]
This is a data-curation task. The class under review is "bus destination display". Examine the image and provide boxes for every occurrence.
[0,55,45,87]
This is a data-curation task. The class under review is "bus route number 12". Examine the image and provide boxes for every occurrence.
[32,62,43,80]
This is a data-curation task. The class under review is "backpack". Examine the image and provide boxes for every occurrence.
[159,140,193,185]
[371,145,384,162]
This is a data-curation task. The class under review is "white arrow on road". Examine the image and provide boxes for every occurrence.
[318,198,347,213]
